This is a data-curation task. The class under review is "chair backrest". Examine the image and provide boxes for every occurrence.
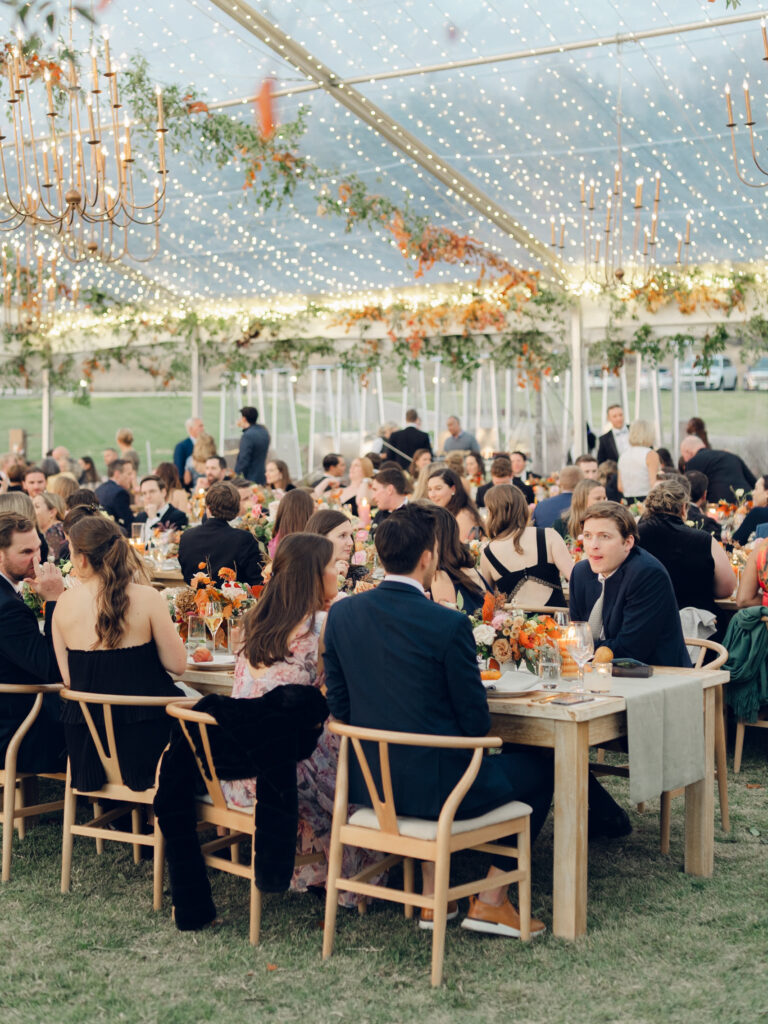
[59,691,184,787]
[165,700,230,809]
[1,684,63,770]
[328,722,501,836]
[505,604,568,616]
[682,637,728,671]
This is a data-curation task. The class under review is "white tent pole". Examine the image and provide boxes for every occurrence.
[418,368,428,439]
[271,370,279,443]
[672,356,681,456]
[255,373,266,438]
[359,379,367,454]
[562,369,571,461]
[308,367,317,473]
[190,337,202,419]
[504,368,512,451]
[401,382,408,424]
[218,383,226,455]
[489,359,500,452]
[433,358,442,453]
[619,363,629,419]
[325,368,337,449]
[540,374,549,472]
[569,307,584,458]
[336,368,344,449]
[634,352,642,422]
[286,373,302,478]
[651,367,662,447]
[600,370,608,427]
[41,368,52,455]
[246,373,253,406]
[474,362,483,439]
[375,367,385,424]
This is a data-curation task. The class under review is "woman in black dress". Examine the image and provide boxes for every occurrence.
[427,504,488,613]
[52,511,186,790]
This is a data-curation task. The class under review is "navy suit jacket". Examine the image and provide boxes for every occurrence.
[95,479,134,534]
[324,581,519,819]
[235,424,270,485]
[569,546,690,667]
[173,436,194,485]
[0,576,64,771]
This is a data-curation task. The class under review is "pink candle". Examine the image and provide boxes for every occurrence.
[358,498,371,528]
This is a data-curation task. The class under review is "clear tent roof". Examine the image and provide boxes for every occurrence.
[4,0,768,307]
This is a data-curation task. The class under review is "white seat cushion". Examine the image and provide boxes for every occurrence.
[347,800,532,840]
[199,791,252,813]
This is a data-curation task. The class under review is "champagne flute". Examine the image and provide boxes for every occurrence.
[203,600,223,650]
[564,621,594,694]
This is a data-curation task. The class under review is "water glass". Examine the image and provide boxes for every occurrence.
[187,615,207,652]
[537,643,561,689]
[591,661,612,693]
[564,621,594,693]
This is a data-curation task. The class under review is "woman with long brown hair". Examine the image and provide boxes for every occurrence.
[554,478,607,543]
[52,511,186,790]
[305,508,370,593]
[268,488,314,558]
[223,533,381,903]
[427,504,488,613]
[427,467,483,541]
[479,484,573,608]
[155,461,190,516]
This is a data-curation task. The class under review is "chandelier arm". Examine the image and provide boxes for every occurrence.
[746,122,768,177]
[728,126,768,188]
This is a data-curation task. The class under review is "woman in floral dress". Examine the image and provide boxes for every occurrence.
[222,532,381,906]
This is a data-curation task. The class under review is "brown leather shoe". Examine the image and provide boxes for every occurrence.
[418,900,459,931]
[460,895,546,938]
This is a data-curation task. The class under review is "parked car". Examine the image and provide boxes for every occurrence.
[743,356,768,391]
[679,355,738,390]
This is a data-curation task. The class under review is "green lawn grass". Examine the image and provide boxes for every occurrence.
[1,740,767,1023]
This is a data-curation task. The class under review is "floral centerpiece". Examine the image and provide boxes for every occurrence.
[168,565,257,645]
[469,592,562,674]
[235,498,274,560]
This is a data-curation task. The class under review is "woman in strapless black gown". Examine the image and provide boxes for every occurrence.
[52,509,187,791]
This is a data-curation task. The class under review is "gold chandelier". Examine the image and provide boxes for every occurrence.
[724,20,768,189]
[0,17,167,262]
[3,227,79,333]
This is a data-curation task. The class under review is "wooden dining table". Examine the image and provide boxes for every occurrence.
[181,664,728,942]
[487,665,728,940]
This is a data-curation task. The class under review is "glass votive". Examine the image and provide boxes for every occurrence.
[186,614,208,652]
[591,661,612,693]
[537,643,561,689]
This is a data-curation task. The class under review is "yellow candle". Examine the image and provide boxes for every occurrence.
[743,80,753,123]
[725,83,734,124]
[634,178,643,208]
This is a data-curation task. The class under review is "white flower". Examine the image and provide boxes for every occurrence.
[472,624,497,646]
[220,581,245,600]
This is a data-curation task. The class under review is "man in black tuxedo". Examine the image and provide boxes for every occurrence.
[596,405,630,465]
[325,504,552,938]
[679,435,756,503]
[0,512,66,772]
[570,501,690,667]
[369,467,408,532]
[95,459,134,534]
[134,475,188,532]
[178,481,263,587]
[476,455,535,508]
[684,471,721,541]
[386,409,433,469]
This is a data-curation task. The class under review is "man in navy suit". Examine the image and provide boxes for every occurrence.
[0,512,66,772]
[569,501,690,668]
[95,459,134,535]
[325,504,552,938]
[173,416,204,487]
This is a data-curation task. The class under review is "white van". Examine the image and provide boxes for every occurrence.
[679,355,738,390]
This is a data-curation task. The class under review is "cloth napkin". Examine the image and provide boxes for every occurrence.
[607,672,706,804]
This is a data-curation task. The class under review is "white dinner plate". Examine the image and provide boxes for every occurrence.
[187,651,236,671]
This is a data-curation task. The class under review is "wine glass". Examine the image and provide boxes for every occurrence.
[203,601,223,650]
[564,621,594,694]
[553,610,569,630]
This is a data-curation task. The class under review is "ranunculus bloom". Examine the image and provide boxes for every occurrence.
[492,638,512,664]
[472,624,497,647]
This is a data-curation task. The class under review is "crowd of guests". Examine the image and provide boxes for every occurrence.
[0,401,766,939]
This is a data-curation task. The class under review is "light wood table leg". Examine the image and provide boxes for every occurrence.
[552,719,589,939]
[684,687,715,877]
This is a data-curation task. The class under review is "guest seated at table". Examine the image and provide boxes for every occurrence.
[95,459,134,535]
[532,466,582,529]
[154,462,190,518]
[370,467,409,531]
[33,492,67,561]
[337,456,374,518]
[554,478,606,544]
[0,512,66,773]
[732,474,768,547]
[223,533,382,904]
[570,500,690,667]
[684,470,721,541]
[480,484,572,607]
[305,509,370,592]
[427,467,483,542]
[735,537,768,608]
[598,459,623,503]
[178,482,263,587]
[183,433,216,490]
[638,477,734,640]
[476,455,532,509]
[313,453,347,497]
[265,459,295,496]
[134,475,188,531]
[268,487,315,558]
[444,452,472,495]
[464,452,486,493]
[65,488,100,512]
[427,504,488,613]
[408,448,433,481]
[324,504,554,937]
[52,513,186,791]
